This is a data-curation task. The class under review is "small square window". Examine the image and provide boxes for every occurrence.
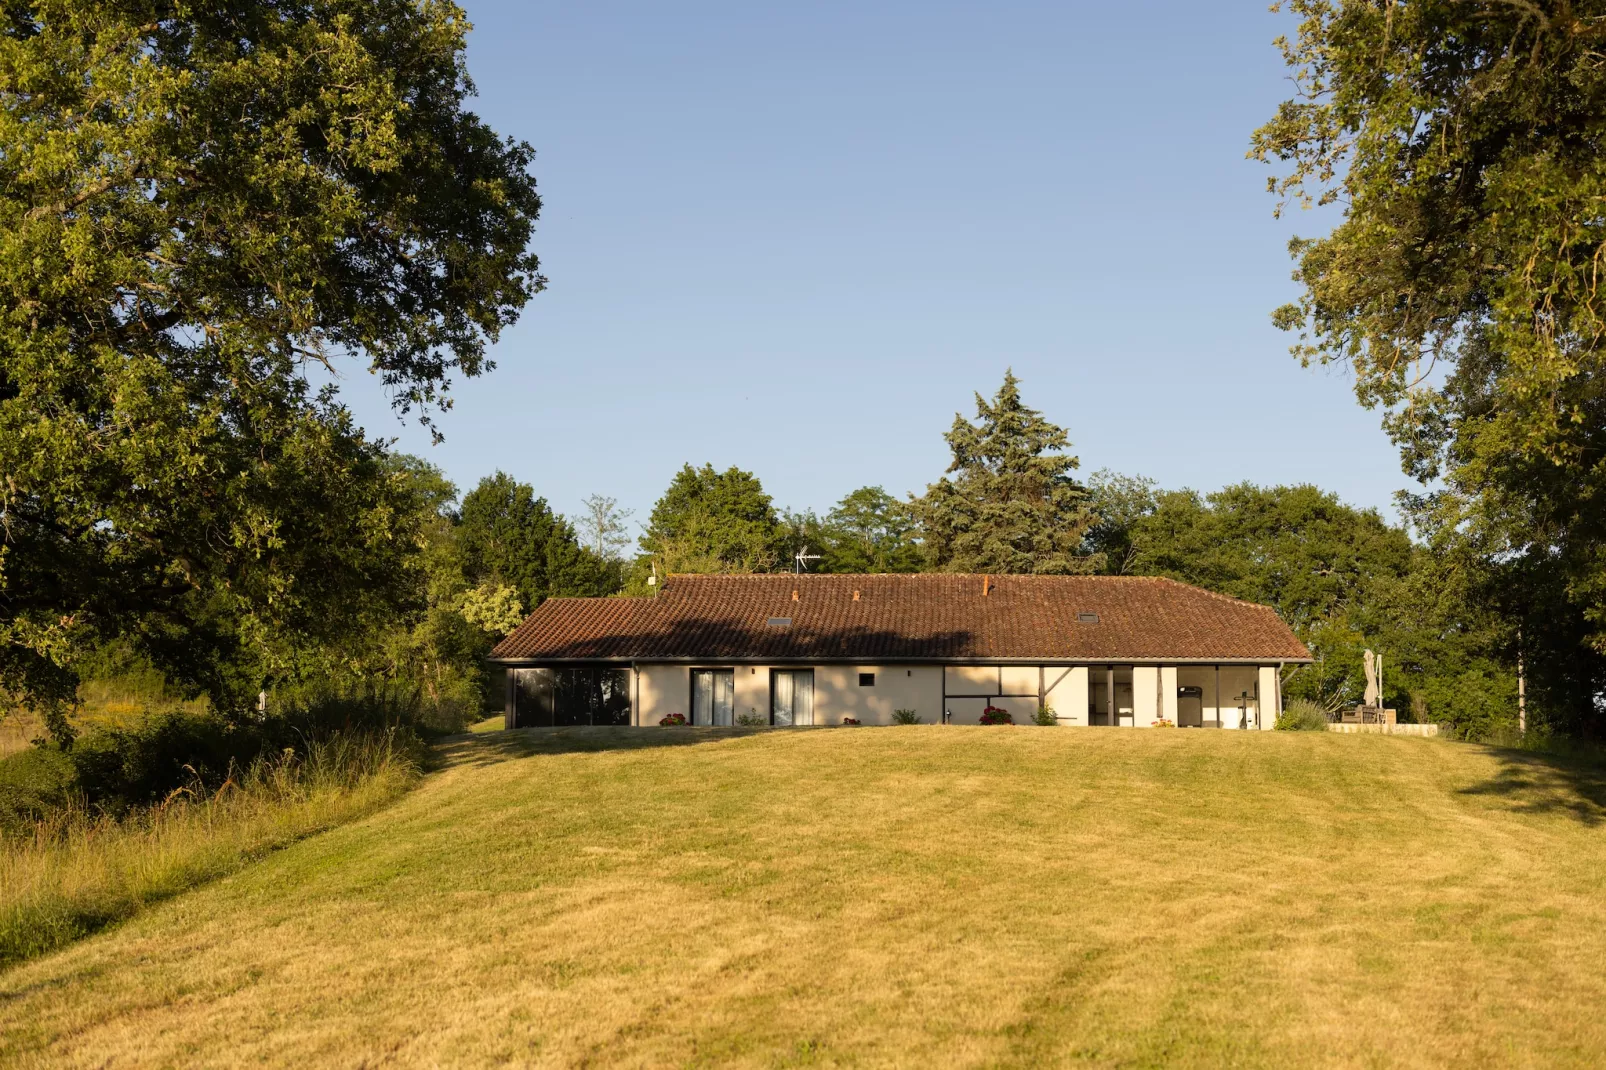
[858,672,875,687]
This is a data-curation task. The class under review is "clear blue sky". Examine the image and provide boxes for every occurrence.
[333,1,1406,532]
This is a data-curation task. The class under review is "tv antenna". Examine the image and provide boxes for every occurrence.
[794,546,822,574]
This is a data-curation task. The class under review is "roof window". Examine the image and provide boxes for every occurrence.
[766,616,792,627]
[1077,612,1100,623]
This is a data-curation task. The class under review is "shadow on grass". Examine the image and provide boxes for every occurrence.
[1458,746,1606,826]
[433,726,770,769]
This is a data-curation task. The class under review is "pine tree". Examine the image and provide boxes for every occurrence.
[914,371,1101,574]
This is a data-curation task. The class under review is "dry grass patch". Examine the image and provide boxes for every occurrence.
[0,731,420,970]
[1,727,1604,1067]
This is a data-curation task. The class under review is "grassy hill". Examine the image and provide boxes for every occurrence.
[2,727,1605,1067]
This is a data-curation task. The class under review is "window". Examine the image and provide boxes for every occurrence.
[1078,612,1100,623]
[766,616,792,627]
[771,669,814,726]
[858,672,875,687]
[691,669,735,726]
[513,667,631,727]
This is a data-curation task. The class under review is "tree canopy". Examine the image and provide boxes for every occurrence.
[458,474,615,609]
[0,1,542,724]
[1252,0,1606,731]
[638,464,786,577]
[820,487,923,573]
[914,371,1100,574]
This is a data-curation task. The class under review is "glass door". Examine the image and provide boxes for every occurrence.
[691,669,734,726]
[771,670,814,726]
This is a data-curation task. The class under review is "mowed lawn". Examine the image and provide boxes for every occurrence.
[3,728,1606,1068]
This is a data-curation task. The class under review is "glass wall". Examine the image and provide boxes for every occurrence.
[772,669,815,726]
[513,667,631,727]
[691,669,735,726]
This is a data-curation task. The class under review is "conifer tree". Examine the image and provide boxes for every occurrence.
[914,372,1101,574]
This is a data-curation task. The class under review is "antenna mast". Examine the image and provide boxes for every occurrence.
[794,546,822,574]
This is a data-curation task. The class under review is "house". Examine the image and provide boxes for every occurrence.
[489,573,1312,729]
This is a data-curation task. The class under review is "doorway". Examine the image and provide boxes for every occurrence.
[1177,685,1204,728]
[691,669,735,726]
[771,669,815,726]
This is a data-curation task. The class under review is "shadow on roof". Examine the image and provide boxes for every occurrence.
[499,613,981,661]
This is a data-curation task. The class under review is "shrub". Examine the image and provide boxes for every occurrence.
[0,747,79,838]
[659,713,688,727]
[1276,698,1331,731]
[1151,718,1175,728]
[979,706,1013,725]
[1034,706,1057,726]
[736,709,766,727]
[892,709,921,725]
[842,718,861,726]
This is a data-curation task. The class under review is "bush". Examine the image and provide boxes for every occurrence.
[1276,698,1331,731]
[979,706,1013,725]
[842,718,861,726]
[736,710,766,727]
[1151,718,1175,728]
[892,709,921,725]
[659,713,688,727]
[0,747,78,838]
[1034,706,1057,726]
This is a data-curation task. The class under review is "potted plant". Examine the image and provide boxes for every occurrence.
[659,713,688,726]
[842,717,862,726]
[979,705,1013,725]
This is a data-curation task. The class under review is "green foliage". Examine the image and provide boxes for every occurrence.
[637,464,787,579]
[1252,2,1606,733]
[0,745,77,837]
[736,710,766,727]
[1033,706,1058,726]
[1275,699,1330,732]
[914,371,1101,574]
[459,473,618,608]
[892,708,921,725]
[820,487,923,573]
[0,1,543,736]
[1084,471,1160,576]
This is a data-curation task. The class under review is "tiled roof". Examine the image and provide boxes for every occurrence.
[491,574,1311,663]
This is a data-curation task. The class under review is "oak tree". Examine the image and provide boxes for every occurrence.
[0,1,543,729]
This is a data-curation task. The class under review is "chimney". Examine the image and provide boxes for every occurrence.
[791,589,799,602]
[852,589,860,602]
[982,574,992,597]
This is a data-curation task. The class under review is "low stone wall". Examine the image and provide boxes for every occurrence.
[1328,723,1440,737]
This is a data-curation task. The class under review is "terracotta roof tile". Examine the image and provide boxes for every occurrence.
[491,574,1311,663]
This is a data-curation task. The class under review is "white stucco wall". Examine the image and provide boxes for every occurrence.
[814,665,943,725]
[1044,666,1087,725]
[626,661,1281,729]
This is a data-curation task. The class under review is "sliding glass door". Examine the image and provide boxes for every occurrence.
[513,667,631,727]
[691,669,735,726]
[771,669,814,726]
